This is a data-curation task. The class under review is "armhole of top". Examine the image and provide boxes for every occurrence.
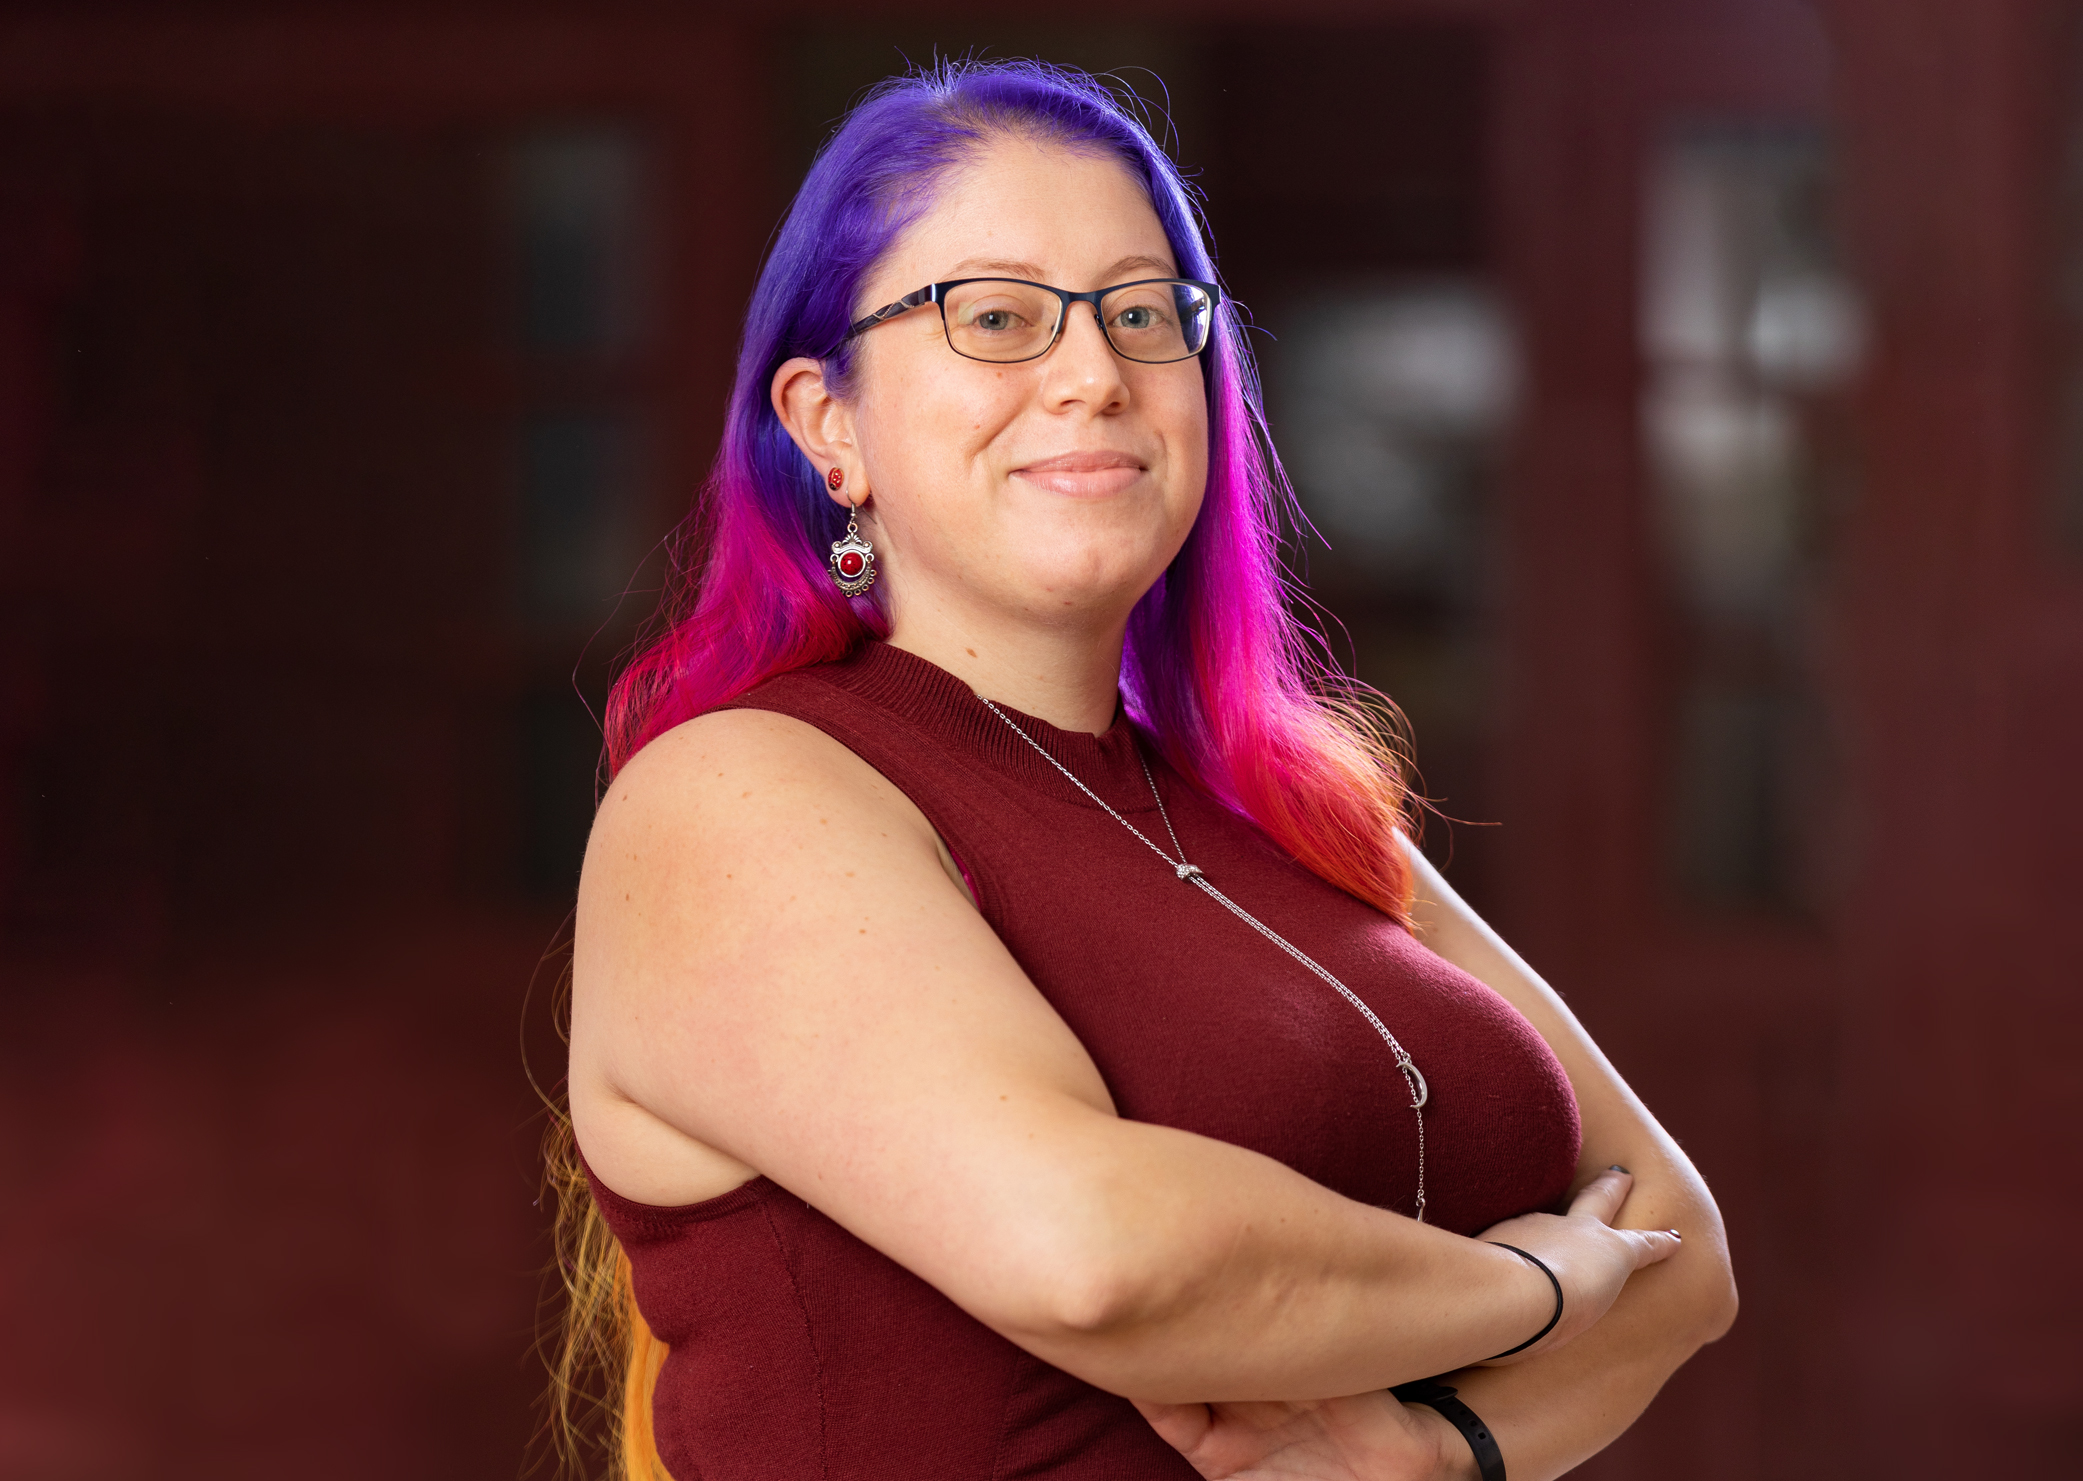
[937,834,981,910]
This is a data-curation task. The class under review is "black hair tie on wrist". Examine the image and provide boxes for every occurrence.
[1484,1243,1564,1360]
[1388,1244,1559,1481]
[1391,1377,1506,1481]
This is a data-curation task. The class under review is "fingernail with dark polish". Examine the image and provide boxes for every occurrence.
[1609,1164,1631,1175]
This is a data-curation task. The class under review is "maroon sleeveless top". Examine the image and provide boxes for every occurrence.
[587,642,1580,1480]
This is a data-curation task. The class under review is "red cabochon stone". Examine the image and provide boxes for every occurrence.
[838,552,865,578]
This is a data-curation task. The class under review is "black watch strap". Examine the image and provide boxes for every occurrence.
[1390,1377,1506,1481]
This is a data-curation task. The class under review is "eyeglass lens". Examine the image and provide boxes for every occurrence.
[942,280,1213,364]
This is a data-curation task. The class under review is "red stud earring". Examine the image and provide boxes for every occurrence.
[827,467,844,492]
[828,500,876,597]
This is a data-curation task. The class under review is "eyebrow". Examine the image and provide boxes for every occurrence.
[941,253,1182,283]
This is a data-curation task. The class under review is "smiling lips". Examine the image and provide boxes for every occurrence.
[1012,450,1147,498]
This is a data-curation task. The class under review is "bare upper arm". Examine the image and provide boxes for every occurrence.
[568,707,1119,1329]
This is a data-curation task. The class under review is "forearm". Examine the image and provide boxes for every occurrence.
[1426,1172,1734,1481]
[999,1113,1557,1403]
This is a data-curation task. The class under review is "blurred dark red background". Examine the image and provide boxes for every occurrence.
[3,1,2079,1476]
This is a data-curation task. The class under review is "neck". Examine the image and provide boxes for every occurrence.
[884,595,1128,736]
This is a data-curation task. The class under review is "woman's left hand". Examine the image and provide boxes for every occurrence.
[1134,1392,1464,1481]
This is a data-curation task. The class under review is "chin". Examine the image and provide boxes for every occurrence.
[1005,501,1189,574]
[1005,550,1171,623]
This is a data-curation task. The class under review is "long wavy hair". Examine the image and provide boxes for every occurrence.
[542,58,1417,1480]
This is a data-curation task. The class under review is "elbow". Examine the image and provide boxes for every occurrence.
[1025,1265,1151,1342]
[1702,1259,1740,1344]
[946,1123,1242,1379]
[1666,1181,1738,1346]
[969,1195,1200,1357]
[1007,1234,1185,1344]
[1682,1239,1740,1347]
[988,1249,1204,1395]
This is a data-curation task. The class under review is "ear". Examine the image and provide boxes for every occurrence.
[771,356,864,510]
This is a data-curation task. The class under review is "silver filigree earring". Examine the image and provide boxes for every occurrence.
[827,476,876,597]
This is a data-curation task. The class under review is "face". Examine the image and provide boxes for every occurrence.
[776,136,1210,640]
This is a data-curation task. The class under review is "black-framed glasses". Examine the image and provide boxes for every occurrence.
[845,277,1222,365]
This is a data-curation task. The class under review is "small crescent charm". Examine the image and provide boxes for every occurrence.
[1401,1060,1430,1110]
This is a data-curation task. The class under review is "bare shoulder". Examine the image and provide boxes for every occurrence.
[592,705,928,858]
[574,701,953,1035]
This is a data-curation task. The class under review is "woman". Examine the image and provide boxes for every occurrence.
[547,60,1735,1481]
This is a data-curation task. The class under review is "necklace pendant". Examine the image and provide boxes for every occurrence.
[1400,1059,1430,1110]
[1174,862,1203,882]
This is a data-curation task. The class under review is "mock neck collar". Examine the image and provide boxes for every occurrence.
[813,641,1163,813]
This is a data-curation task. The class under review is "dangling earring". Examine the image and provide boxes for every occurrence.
[828,492,877,597]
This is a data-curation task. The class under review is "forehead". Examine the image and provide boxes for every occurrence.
[867,135,1180,300]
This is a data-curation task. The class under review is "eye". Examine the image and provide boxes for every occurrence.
[959,296,1039,334]
[1110,301,1172,332]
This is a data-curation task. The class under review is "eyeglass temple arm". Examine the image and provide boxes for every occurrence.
[846,286,938,339]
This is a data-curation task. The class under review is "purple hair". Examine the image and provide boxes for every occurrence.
[605,59,1413,920]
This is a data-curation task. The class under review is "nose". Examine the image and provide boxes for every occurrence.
[1039,299,1129,413]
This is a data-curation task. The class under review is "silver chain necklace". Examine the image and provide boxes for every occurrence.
[978,696,1430,1224]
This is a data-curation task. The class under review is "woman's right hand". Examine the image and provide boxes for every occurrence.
[1471,1167,1682,1365]
[1134,1389,1469,1481]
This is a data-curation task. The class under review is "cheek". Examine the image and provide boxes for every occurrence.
[1163,382,1212,499]
[865,356,1022,479]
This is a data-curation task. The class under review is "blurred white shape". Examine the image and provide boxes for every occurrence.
[1278,280,1519,580]
[1641,126,1861,907]
[1644,370,1798,617]
[1339,288,1520,433]
[1641,131,1862,621]
[1748,272,1867,390]
[1293,422,1437,547]
[1642,154,1747,367]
